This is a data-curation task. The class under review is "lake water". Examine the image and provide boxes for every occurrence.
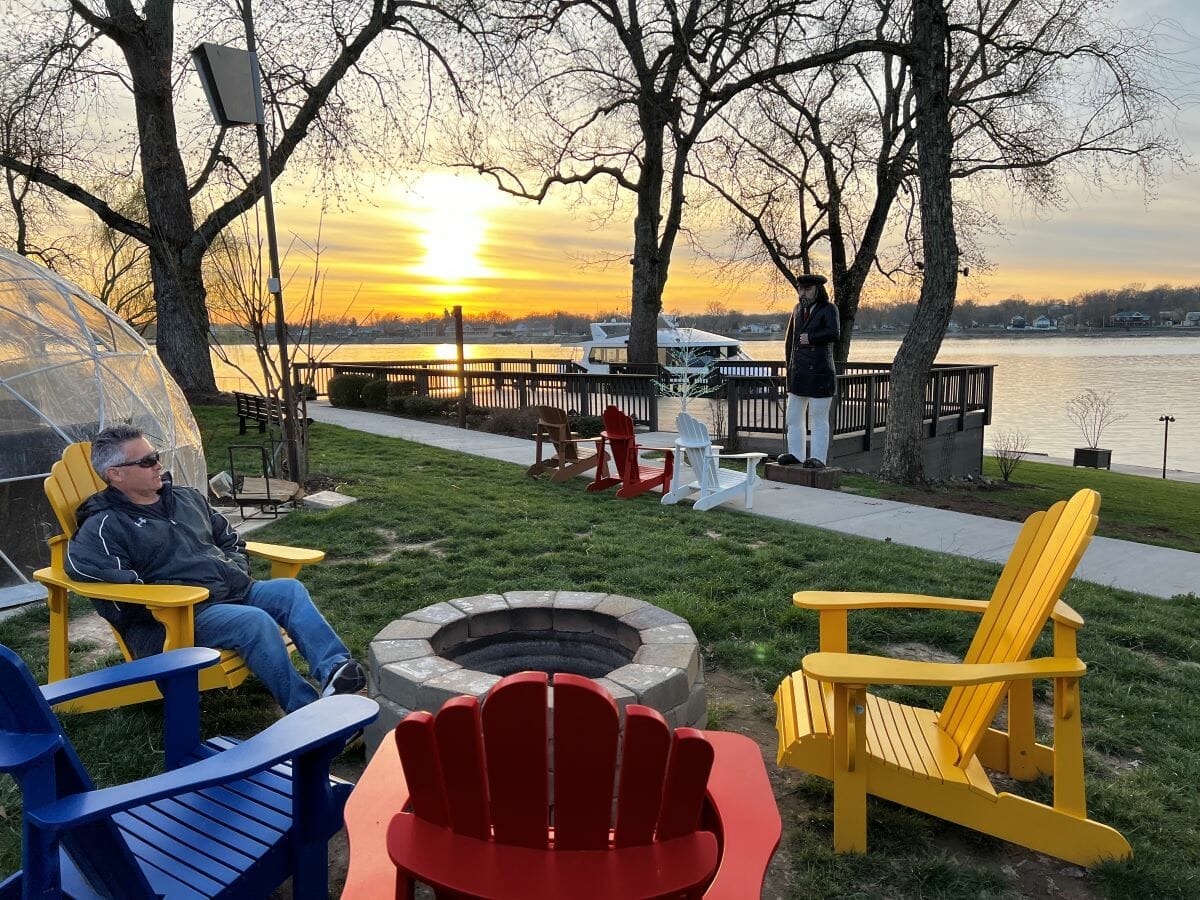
[212,334,1200,473]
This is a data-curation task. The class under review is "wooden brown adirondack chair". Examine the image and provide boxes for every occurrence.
[525,405,610,484]
[774,488,1131,866]
[587,405,675,499]
[34,441,324,712]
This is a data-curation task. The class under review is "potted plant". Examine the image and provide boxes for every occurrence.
[1066,390,1122,469]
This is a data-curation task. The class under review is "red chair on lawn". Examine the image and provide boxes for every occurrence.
[588,405,675,499]
[342,672,780,899]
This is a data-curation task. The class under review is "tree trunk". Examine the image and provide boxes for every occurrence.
[123,10,218,395]
[881,0,958,483]
[150,247,218,395]
[627,102,669,367]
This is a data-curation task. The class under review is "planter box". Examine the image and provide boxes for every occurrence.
[1073,447,1112,470]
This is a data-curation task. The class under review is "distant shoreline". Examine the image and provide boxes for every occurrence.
[201,325,1200,347]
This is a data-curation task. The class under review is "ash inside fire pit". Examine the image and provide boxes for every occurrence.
[364,590,706,754]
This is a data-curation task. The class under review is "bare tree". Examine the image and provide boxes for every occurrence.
[455,0,897,367]
[699,0,1177,376]
[0,0,479,395]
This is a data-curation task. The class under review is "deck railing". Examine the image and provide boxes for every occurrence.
[294,358,992,449]
[725,363,993,448]
[315,362,660,429]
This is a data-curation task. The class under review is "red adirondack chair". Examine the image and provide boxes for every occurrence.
[342,672,781,900]
[587,405,675,499]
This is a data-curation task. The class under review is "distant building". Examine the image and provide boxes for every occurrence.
[1006,315,1028,330]
[1184,312,1200,327]
[1032,315,1057,331]
[1109,311,1150,327]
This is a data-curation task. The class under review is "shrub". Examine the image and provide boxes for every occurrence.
[480,407,542,437]
[572,415,604,438]
[388,395,453,417]
[990,428,1030,482]
[387,379,418,398]
[1066,389,1123,449]
[361,379,390,409]
[328,374,372,407]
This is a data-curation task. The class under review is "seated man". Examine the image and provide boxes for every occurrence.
[65,424,365,713]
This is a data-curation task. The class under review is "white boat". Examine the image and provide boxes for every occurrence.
[570,316,755,375]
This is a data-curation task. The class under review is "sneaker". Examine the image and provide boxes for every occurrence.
[322,658,367,697]
[777,453,800,466]
[803,457,827,469]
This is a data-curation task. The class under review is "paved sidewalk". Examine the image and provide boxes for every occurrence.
[309,404,1199,600]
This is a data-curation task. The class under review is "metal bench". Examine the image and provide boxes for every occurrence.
[234,391,284,434]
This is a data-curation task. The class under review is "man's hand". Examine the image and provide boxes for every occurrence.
[798,333,810,346]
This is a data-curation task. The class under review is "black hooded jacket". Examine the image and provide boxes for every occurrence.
[65,476,253,657]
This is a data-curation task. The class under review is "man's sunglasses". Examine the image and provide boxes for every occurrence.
[113,451,161,469]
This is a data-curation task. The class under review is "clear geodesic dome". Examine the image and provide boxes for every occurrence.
[0,248,204,604]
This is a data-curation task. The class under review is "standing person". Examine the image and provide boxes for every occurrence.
[65,424,366,713]
[779,273,840,467]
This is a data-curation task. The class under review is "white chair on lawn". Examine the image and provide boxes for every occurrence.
[662,412,767,511]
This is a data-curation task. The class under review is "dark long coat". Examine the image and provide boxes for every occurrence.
[783,299,840,397]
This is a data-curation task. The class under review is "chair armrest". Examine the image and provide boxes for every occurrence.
[701,732,781,899]
[33,567,208,608]
[28,694,379,828]
[792,591,1083,627]
[794,591,989,614]
[39,648,221,707]
[802,652,1086,687]
[245,541,325,566]
[0,733,64,774]
[639,445,677,453]
[715,452,767,461]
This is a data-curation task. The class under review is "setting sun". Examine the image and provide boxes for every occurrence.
[406,173,503,285]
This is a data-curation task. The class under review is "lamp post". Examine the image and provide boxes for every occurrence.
[192,7,300,483]
[1158,415,1175,480]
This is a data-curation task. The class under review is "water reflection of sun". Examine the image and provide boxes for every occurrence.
[407,173,502,286]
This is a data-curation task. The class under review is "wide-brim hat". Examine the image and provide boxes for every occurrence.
[796,273,828,286]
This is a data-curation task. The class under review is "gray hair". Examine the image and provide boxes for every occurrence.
[91,424,145,483]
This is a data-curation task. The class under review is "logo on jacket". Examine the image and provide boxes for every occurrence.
[133,517,148,528]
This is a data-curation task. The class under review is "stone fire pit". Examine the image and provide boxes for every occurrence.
[364,590,706,754]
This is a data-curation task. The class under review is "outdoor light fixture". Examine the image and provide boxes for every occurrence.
[191,8,300,482]
[1159,414,1175,479]
[191,43,260,126]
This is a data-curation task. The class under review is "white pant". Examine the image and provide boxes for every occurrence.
[786,394,833,462]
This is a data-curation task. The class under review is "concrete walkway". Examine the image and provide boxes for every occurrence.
[312,404,1198,600]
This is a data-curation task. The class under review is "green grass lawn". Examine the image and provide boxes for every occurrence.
[842,457,1200,553]
[2,405,1198,897]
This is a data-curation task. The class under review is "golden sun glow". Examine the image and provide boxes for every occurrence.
[406,173,503,284]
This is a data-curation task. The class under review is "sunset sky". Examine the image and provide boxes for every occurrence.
[266,1,1200,323]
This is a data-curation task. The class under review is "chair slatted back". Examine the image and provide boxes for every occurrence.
[937,489,1100,762]
[675,413,718,487]
[535,406,579,462]
[600,405,638,481]
[44,441,105,537]
[0,644,153,896]
[393,671,714,853]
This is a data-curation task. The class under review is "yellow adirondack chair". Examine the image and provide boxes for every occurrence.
[774,488,1131,866]
[33,442,324,713]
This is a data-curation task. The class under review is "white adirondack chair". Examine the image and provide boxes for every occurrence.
[662,412,767,511]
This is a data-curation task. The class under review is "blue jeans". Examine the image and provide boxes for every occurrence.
[193,579,351,713]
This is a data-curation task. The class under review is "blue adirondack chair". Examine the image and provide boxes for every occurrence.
[0,643,377,899]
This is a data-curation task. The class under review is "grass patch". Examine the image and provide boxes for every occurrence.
[2,402,1198,896]
[842,457,1200,553]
